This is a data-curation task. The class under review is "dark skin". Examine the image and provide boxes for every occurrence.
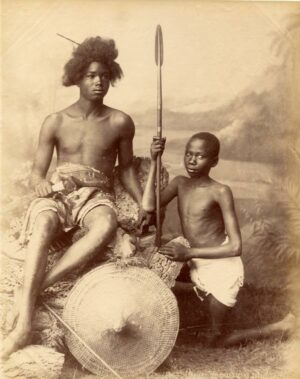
[142,136,242,344]
[143,137,241,260]
[31,61,142,204]
[1,61,146,359]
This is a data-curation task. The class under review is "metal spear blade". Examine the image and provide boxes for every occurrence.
[155,25,164,66]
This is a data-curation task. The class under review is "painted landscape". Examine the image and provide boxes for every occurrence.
[1,2,300,378]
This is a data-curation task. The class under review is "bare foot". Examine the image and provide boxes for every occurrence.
[1,324,31,360]
[278,312,297,332]
[222,312,297,347]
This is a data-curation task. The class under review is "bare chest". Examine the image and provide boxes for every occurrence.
[56,119,118,156]
[178,185,219,218]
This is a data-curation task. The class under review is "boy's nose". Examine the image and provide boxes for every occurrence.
[94,75,101,84]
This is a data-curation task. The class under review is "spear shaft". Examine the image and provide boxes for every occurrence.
[43,303,123,379]
[155,25,163,247]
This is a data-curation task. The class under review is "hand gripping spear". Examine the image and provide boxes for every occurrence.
[155,25,163,248]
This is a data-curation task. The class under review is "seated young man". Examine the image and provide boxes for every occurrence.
[1,36,146,359]
[142,132,244,346]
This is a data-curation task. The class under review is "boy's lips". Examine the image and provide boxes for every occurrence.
[93,87,105,93]
[187,167,200,175]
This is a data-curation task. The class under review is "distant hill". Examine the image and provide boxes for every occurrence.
[132,64,295,165]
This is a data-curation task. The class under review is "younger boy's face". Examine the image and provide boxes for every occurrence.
[184,138,216,177]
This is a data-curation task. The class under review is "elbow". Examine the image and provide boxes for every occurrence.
[232,241,242,257]
[144,206,155,213]
[141,202,155,213]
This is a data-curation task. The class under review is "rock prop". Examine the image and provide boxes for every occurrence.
[1,345,64,379]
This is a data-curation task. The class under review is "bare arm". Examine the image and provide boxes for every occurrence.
[142,167,179,212]
[141,159,156,212]
[30,114,58,196]
[160,186,242,261]
[142,137,179,212]
[117,115,142,204]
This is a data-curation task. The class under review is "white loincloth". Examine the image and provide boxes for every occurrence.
[175,236,244,307]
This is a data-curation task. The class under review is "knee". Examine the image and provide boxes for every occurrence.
[89,211,118,237]
[98,211,118,233]
[35,212,59,233]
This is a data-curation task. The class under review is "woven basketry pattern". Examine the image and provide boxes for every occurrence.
[137,235,190,288]
[63,263,179,378]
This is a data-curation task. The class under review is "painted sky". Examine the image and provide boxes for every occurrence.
[2,0,297,119]
[1,1,299,201]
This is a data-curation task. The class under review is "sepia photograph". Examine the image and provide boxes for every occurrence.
[1,1,300,378]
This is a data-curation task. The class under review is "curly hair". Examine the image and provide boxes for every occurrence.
[188,132,220,157]
[62,36,123,86]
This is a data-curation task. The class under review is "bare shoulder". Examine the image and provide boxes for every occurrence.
[174,175,189,186]
[109,109,134,136]
[41,112,63,135]
[212,181,234,202]
[168,175,188,190]
[163,175,186,191]
[161,175,186,204]
[44,112,63,124]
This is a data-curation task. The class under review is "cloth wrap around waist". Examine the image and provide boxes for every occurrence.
[19,163,116,245]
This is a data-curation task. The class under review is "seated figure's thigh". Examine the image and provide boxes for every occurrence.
[21,197,66,244]
[34,210,60,231]
[82,205,118,232]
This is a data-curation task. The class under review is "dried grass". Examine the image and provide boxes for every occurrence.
[60,338,297,379]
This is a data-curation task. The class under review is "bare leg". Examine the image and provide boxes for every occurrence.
[41,206,117,290]
[206,294,229,347]
[222,312,296,346]
[1,211,59,359]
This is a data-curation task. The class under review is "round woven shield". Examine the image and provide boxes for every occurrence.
[63,263,179,378]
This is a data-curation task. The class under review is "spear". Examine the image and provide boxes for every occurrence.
[155,25,163,247]
[43,303,123,379]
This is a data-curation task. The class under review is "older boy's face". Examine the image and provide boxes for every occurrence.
[184,138,216,177]
[78,61,110,101]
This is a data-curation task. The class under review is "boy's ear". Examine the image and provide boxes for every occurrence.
[210,156,219,167]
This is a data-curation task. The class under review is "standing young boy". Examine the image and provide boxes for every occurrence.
[142,132,244,346]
